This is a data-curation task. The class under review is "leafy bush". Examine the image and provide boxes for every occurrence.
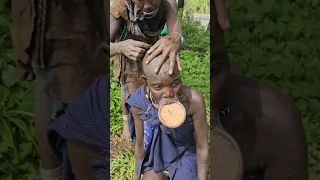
[0,6,40,180]
[227,0,320,179]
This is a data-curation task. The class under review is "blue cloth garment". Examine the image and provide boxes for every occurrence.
[126,86,197,179]
[243,171,263,180]
[47,74,110,180]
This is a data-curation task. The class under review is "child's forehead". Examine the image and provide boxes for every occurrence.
[147,71,180,81]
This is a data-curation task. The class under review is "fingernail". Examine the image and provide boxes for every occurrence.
[146,61,149,64]
[154,68,158,73]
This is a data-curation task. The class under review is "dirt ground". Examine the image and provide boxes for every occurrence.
[110,132,135,159]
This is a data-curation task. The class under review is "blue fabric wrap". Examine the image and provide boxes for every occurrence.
[47,74,110,180]
[126,86,197,180]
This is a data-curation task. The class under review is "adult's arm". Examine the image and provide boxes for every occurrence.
[165,0,182,41]
[110,15,123,57]
[146,0,183,74]
[110,14,150,59]
[191,89,209,180]
[131,106,146,180]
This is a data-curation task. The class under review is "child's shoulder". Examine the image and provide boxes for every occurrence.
[182,86,205,105]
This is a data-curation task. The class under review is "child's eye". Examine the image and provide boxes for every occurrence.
[153,85,161,90]
[172,80,181,87]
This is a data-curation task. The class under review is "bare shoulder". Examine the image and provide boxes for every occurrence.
[228,74,302,126]
[255,80,307,154]
[163,0,178,13]
[163,0,177,7]
[258,82,302,127]
[183,86,205,106]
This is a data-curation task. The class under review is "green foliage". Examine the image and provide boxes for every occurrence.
[184,0,210,14]
[0,5,40,180]
[227,0,320,179]
[110,16,210,179]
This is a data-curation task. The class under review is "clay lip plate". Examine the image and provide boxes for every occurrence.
[158,102,186,128]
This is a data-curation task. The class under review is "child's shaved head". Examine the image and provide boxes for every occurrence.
[142,53,180,78]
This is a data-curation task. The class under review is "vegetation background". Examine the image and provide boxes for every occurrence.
[0,0,318,179]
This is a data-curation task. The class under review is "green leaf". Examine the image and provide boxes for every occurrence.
[19,143,33,160]
[1,65,20,88]
[260,18,275,37]
[260,39,276,49]
[276,22,286,35]
[19,87,35,113]
[259,0,276,13]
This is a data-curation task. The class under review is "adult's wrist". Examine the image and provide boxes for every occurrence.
[116,41,123,54]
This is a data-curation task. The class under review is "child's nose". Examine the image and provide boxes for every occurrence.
[163,89,174,98]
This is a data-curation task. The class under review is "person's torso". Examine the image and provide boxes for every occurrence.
[219,75,266,178]
[118,0,167,44]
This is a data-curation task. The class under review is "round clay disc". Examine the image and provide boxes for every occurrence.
[158,102,186,128]
[210,126,243,180]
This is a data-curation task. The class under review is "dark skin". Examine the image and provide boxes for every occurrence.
[132,54,208,180]
[66,140,107,180]
[217,75,309,179]
[210,2,309,179]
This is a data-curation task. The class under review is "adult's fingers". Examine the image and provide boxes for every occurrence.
[132,46,146,54]
[176,54,182,71]
[132,40,151,49]
[146,47,162,64]
[214,0,230,30]
[154,50,169,74]
[147,40,160,55]
[128,52,140,61]
[168,52,176,75]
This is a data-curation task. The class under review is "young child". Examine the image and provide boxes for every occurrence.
[126,53,209,180]
[110,0,184,140]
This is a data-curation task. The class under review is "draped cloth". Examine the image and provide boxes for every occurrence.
[126,86,197,179]
[47,74,110,180]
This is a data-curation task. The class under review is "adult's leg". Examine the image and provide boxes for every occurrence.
[35,74,62,177]
[122,73,143,140]
[121,84,131,139]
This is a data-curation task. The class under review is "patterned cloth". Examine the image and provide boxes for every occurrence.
[143,121,153,150]
[48,74,110,180]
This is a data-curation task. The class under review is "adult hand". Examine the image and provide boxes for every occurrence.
[120,39,151,61]
[214,0,230,30]
[145,33,182,75]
